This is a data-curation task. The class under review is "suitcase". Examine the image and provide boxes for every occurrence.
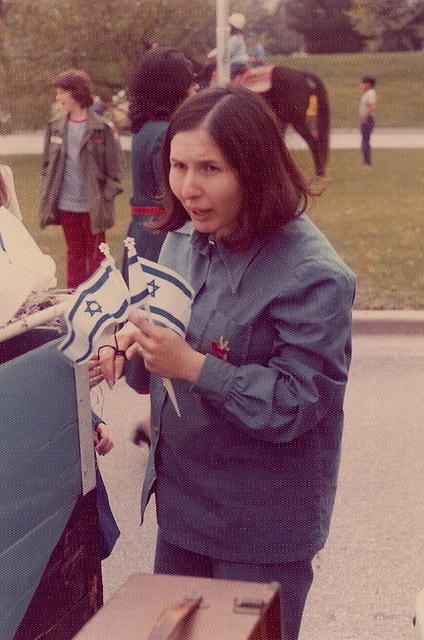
[74,572,283,640]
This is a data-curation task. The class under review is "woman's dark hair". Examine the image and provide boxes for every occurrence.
[128,46,196,133]
[53,69,93,109]
[153,84,309,250]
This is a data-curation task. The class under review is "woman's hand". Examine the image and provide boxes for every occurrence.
[93,422,114,455]
[98,321,139,387]
[128,310,206,383]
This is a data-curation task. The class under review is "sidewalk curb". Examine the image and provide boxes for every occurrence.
[2,128,424,155]
[353,310,424,335]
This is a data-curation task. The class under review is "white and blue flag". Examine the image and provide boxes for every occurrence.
[125,237,194,338]
[60,244,130,364]
[124,237,194,417]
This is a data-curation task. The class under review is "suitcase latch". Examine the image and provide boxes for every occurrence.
[233,597,265,615]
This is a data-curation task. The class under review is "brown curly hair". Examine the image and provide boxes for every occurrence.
[53,69,93,109]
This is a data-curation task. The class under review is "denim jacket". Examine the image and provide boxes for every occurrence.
[141,214,356,563]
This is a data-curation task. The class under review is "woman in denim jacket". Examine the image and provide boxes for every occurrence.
[101,85,356,640]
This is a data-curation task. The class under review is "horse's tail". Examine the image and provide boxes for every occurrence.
[307,73,331,170]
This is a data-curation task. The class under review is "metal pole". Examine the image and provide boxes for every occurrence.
[74,363,96,495]
[216,0,230,86]
[0,299,71,343]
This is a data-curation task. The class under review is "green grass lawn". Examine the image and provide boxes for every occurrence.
[5,51,424,131]
[270,51,423,128]
[3,148,424,309]
[295,147,424,309]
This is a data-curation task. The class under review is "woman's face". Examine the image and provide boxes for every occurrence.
[169,127,243,238]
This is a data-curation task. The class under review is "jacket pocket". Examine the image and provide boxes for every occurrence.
[188,308,252,366]
[102,177,123,202]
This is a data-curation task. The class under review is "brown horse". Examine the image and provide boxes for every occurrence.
[194,62,330,177]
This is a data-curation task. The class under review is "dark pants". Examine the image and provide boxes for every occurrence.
[361,117,375,165]
[59,210,105,289]
[154,531,314,640]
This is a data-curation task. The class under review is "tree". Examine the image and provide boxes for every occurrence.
[254,1,303,54]
[413,0,424,44]
[1,0,217,128]
[350,0,424,51]
[285,0,364,53]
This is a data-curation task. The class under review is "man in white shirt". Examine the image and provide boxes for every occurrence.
[359,76,377,165]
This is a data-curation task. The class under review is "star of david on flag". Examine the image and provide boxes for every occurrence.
[60,245,130,364]
[125,237,194,339]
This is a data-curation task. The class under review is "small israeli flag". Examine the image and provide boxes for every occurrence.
[124,237,195,417]
[124,237,194,338]
[60,244,130,364]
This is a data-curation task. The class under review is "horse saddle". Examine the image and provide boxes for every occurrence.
[233,65,274,93]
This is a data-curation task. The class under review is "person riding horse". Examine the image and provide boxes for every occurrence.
[201,20,330,178]
[207,12,249,79]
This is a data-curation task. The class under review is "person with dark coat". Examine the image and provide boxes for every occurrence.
[122,47,198,396]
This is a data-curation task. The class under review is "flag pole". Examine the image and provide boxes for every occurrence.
[135,304,182,419]
[216,0,230,86]
[124,237,182,417]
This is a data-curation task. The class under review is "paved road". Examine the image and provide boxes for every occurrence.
[97,326,424,640]
[2,128,424,155]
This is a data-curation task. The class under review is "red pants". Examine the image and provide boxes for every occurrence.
[58,210,106,289]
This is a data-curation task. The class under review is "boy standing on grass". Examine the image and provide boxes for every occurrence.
[359,76,377,166]
[39,69,124,290]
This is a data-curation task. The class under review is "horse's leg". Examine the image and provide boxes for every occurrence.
[265,67,330,177]
[292,121,325,177]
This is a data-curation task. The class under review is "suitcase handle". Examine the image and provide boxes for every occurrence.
[146,594,202,640]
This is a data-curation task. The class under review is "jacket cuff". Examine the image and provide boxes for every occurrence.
[91,411,103,430]
[191,353,235,403]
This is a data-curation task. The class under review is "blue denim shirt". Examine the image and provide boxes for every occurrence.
[141,214,356,563]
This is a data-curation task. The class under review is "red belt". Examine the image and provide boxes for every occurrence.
[131,206,164,215]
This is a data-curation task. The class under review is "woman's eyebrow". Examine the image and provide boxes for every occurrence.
[170,156,219,165]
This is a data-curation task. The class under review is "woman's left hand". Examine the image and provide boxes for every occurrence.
[128,310,206,383]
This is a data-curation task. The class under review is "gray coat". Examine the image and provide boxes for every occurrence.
[141,216,356,564]
[39,110,124,234]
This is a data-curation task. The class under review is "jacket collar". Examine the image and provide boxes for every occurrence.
[50,108,106,145]
[189,225,266,294]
